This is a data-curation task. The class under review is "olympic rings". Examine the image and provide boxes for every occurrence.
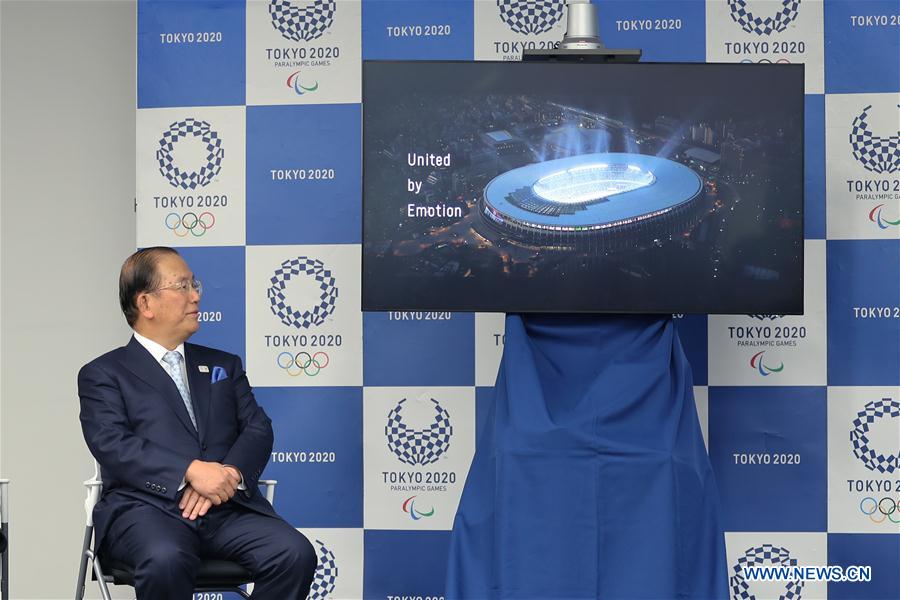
[859,496,900,524]
[740,58,791,64]
[165,211,216,237]
[276,351,329,376]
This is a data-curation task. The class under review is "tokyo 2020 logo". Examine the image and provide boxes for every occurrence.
[727,0,801,36]
[730,544,803,600]
[496,0,564,35]
[269,0,335,42]
[308,539,337,600]
[267,257,338,329]
[850,105,900,175]
[850,397,899,474]
[385,398,453,466]
[156,119,224,190]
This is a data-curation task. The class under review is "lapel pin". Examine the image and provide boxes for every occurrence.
[198,365,210,373]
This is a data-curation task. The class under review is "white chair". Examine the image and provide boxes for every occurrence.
[75,462,276,600]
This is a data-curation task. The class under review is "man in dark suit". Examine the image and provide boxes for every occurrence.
[78,247,316,599]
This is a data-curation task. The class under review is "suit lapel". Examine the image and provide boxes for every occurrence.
[122,336,198,439]
[184,344,210,441]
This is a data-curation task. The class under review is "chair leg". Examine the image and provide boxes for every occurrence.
[74,526,93,600]
[1,522,8,600]
[91,556,113,600]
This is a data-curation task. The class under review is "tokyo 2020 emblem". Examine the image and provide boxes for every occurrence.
[496,0,564,35]
[727,0,801,36]
[850,397,899,474]
[269,0,336,42]
[385,398,453,466]
[156,119,224,190]
[850,105,900,175]
[307,539,337,600]
[267,257,338,329]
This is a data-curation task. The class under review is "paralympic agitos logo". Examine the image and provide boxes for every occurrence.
[287,70,318,95]
[749,350,784,376]
[402,495,435,521]
[846,104,899,231]
[868,204,900,229]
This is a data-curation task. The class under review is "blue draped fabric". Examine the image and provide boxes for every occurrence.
[447,314,728,600]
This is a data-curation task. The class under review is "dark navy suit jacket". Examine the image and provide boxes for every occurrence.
[78,336,278,549]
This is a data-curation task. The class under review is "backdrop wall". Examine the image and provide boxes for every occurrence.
[1,1,137,598]
[135,1,899,599]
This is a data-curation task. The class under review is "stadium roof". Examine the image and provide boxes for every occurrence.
[484,152,702,228]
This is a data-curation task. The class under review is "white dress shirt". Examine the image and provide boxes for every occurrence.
[132,331,246,492]
[133,331,187,382]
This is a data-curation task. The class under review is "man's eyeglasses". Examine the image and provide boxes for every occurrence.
[149,279,203,296]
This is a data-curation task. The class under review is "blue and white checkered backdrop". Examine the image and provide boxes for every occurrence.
[136,1,899,598]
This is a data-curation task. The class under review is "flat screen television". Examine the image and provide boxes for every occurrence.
[362,60,804,314]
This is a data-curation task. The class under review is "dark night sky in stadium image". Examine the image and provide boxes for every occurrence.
[363,61,804,314]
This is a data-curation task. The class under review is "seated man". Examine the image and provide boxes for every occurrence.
[78,247,316,599]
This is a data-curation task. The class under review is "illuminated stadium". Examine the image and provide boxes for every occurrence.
[481,152,705,250]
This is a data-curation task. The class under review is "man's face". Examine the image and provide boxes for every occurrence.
[144,253,200,344]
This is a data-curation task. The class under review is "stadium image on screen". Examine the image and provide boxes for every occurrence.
[481,153,703,252]
[362,61,804,314]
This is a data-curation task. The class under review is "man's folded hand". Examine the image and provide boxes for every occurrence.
[185,460,241,504]
[178,485,212,520]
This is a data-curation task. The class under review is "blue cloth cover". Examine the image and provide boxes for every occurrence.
[447,314,728,599]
